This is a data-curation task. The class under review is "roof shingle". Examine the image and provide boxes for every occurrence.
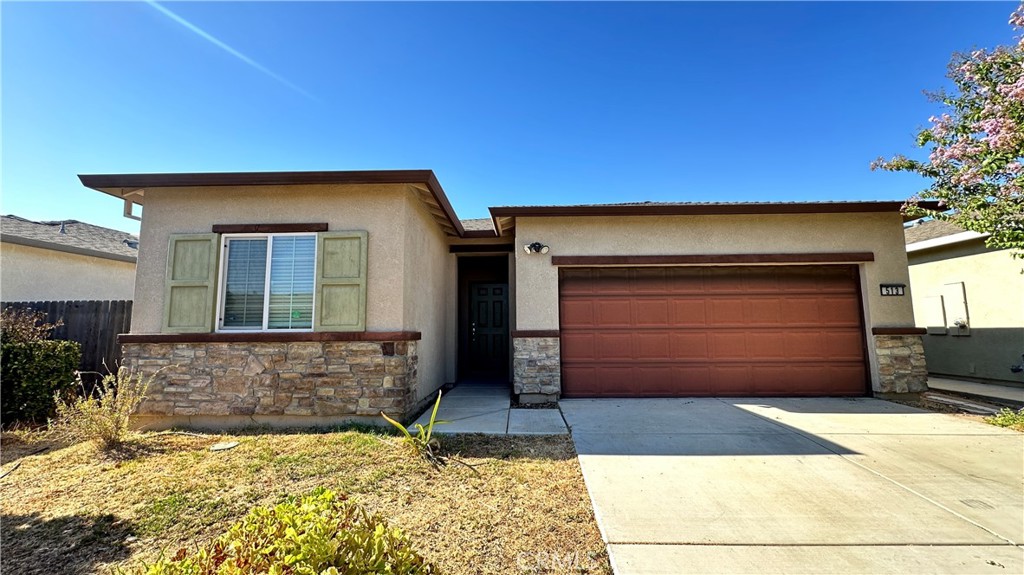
[1,215,139,261]
[904,219,966,245]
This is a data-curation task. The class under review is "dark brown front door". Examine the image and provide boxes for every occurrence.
[559,266,868,397]
[467,283,509,377]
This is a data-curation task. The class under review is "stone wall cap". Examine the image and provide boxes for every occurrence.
[120,331,422,344]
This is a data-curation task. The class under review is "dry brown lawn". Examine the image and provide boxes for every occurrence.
[0,428,610,574]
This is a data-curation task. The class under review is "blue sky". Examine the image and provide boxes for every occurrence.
[2,1,1018,234]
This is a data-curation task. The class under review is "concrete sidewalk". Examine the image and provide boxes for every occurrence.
[928,377,1024,407]
[562,397,1024,575]
[411,382,567,435]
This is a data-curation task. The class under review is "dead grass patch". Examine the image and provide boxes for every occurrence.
[0,428,609,574]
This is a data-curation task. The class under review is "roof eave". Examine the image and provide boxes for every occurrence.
[78,169,467,238]
[906,230,990,252]
[488,201,940,229]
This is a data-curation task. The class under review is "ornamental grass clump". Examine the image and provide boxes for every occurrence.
[134,488,435,575]
[50,366,154,450]
[381,390,445,465]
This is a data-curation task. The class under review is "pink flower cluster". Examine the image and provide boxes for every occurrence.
[997,70,1024,100]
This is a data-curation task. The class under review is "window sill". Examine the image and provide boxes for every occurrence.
[119,331,421,344]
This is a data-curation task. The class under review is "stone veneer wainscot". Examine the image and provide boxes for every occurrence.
[121,339,418,420]
[512,335,560,401]
[873,334,928,394]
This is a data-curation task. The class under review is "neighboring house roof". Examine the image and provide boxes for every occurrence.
[904,219,964,244]
[0,215,139,263]
[904,219,989,253]
[78,169,939,239]
[461,218,495,231]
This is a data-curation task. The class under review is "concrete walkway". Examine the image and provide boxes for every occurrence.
[411,382,567,435]
[562,397,1024,575]
[928,376,1024,407]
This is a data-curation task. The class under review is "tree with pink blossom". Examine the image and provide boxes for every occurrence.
[874,4,1024,256]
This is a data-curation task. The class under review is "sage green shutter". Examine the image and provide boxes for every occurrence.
[315,231,367,332]
[162,233,219,333]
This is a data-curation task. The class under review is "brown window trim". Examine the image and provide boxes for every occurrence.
[212,223,328,234]
[550,253,875,266]
[511,330,560,338]
[119,331,421,344]
[870,327,927,335]
[449,244,514,253]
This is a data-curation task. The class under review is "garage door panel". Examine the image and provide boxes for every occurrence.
[710,365,754,395]
[784,331,831,359]
[635,299,671,326]
[818,297,863,323]
[710,332,748,359]
[594,333,633,359]
[633,268,672,292]
[594,367,637,395]
[828,365,869,395]
[744,298,783,324]
[826,331,866,360]
[559,266,867,398]
[560,300,596,326]
[560,332,595,359]
[746,331,787,359]
[708,298,747,324]
[671,299,707,324]
[742,269,781,292]
[636,366,677,395]
[596,300,632,326]
[675,366,712,394]
[561,365,597,396]
[668,268,707,293]
[671,332,710,360]
[751,365,795,394]
[636,333,671,360]
[780,297,825,324]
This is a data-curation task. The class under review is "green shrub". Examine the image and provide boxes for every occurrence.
[1,339,81,424]
[133,488,435,575]
[0,307,62,343]
[985,407,1024,432]
[50,367,153,450]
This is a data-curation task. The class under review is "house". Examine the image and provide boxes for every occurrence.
[0,215,138,302]
[905,219,1024,385]
[79,170,932,428]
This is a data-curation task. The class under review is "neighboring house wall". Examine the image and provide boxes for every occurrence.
[1,241,136,301]
[908,239,1024,384]
[514,212,919,395]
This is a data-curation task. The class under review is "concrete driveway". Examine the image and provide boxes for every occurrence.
[561,398,1024,574]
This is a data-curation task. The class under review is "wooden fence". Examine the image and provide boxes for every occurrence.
[1,300,133,382]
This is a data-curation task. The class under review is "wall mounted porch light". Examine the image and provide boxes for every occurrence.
[524,242,550,254]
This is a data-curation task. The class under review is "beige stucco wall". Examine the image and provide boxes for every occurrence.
[401,193,452,402]
[908,240,1024,384]
[130,183,456,405]
[514,212,917,392]
[132,184,413,333]
[1,241,136,302]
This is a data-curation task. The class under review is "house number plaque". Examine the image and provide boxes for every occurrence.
[879,284,906,296]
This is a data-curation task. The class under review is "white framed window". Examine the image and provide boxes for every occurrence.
[217,233,316,331]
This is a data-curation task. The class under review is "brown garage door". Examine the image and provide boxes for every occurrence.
[559,266,867,397]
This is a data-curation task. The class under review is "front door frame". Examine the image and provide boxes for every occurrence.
[457,255,511,382]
